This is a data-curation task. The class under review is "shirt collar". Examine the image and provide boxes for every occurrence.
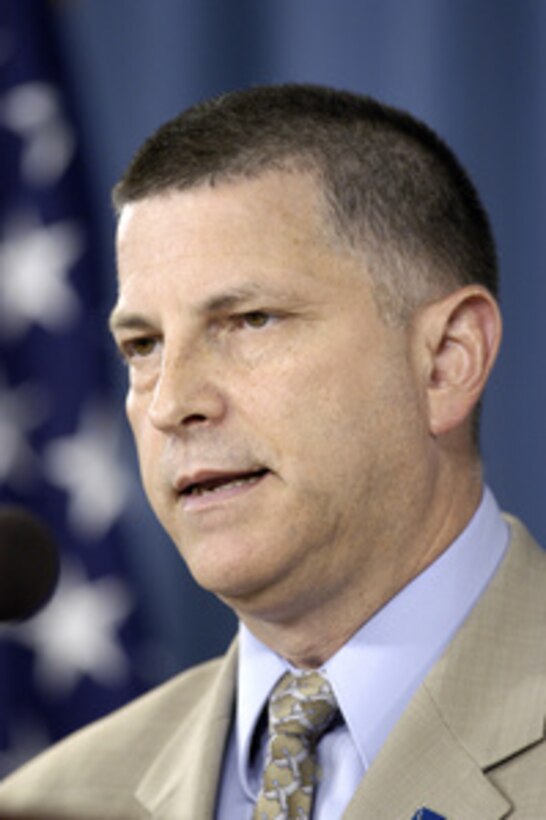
[236,486,509,794]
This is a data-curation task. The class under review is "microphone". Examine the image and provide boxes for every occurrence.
[0,506,60,622]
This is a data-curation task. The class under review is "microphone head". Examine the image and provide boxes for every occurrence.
[0,506,60,622]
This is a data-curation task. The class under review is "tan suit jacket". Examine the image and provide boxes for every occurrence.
[0,514,545,819]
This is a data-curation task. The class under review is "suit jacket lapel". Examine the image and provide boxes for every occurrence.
[423,515,546,770]
[135,640,238,819]
[345,515,546,819]
[344,683,510,819]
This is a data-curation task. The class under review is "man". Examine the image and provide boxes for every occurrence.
[0,84,545,819]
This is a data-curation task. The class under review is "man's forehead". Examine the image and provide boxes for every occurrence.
[115,194,347,310]
[116,170,330,241]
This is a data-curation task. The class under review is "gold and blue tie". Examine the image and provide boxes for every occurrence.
[253,671,338,820]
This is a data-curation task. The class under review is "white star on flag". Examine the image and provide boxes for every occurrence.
[0,375,49,488]
[0,81,75,185]
[0,215,83,340]
[7,561,134,696]
[45,402,132,540]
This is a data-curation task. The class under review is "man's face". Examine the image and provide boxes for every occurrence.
[112,172,436,624]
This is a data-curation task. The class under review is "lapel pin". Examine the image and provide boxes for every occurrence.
[412,809,446,820]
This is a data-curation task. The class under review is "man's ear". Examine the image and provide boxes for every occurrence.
[413,286,502,438]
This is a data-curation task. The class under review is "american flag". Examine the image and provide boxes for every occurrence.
[0,0,147,774]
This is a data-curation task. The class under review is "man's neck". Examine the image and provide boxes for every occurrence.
[239,466,483,669]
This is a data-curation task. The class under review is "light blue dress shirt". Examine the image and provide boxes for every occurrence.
[216,487,509,819]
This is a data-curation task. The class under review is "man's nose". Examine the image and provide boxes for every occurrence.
[147,347,227,432]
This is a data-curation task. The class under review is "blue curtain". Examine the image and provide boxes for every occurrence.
[1,0,544,769]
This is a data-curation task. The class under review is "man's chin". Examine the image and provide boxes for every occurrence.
[186,555,291,617]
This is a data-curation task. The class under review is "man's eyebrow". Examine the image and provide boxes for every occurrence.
[200,284,270,313]
[109,283,293,333]
[108,311,152,334]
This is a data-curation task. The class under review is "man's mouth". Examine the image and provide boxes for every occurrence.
[180,468,270,498]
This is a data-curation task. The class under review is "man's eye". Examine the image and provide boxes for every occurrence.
[238,311,273,329]
[121,337,157,361]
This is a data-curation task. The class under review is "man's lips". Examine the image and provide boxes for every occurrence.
[175,468,270,498]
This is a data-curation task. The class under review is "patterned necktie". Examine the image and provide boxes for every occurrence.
[253,671,339,820]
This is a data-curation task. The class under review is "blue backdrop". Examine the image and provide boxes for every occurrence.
[0,0,544,770]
